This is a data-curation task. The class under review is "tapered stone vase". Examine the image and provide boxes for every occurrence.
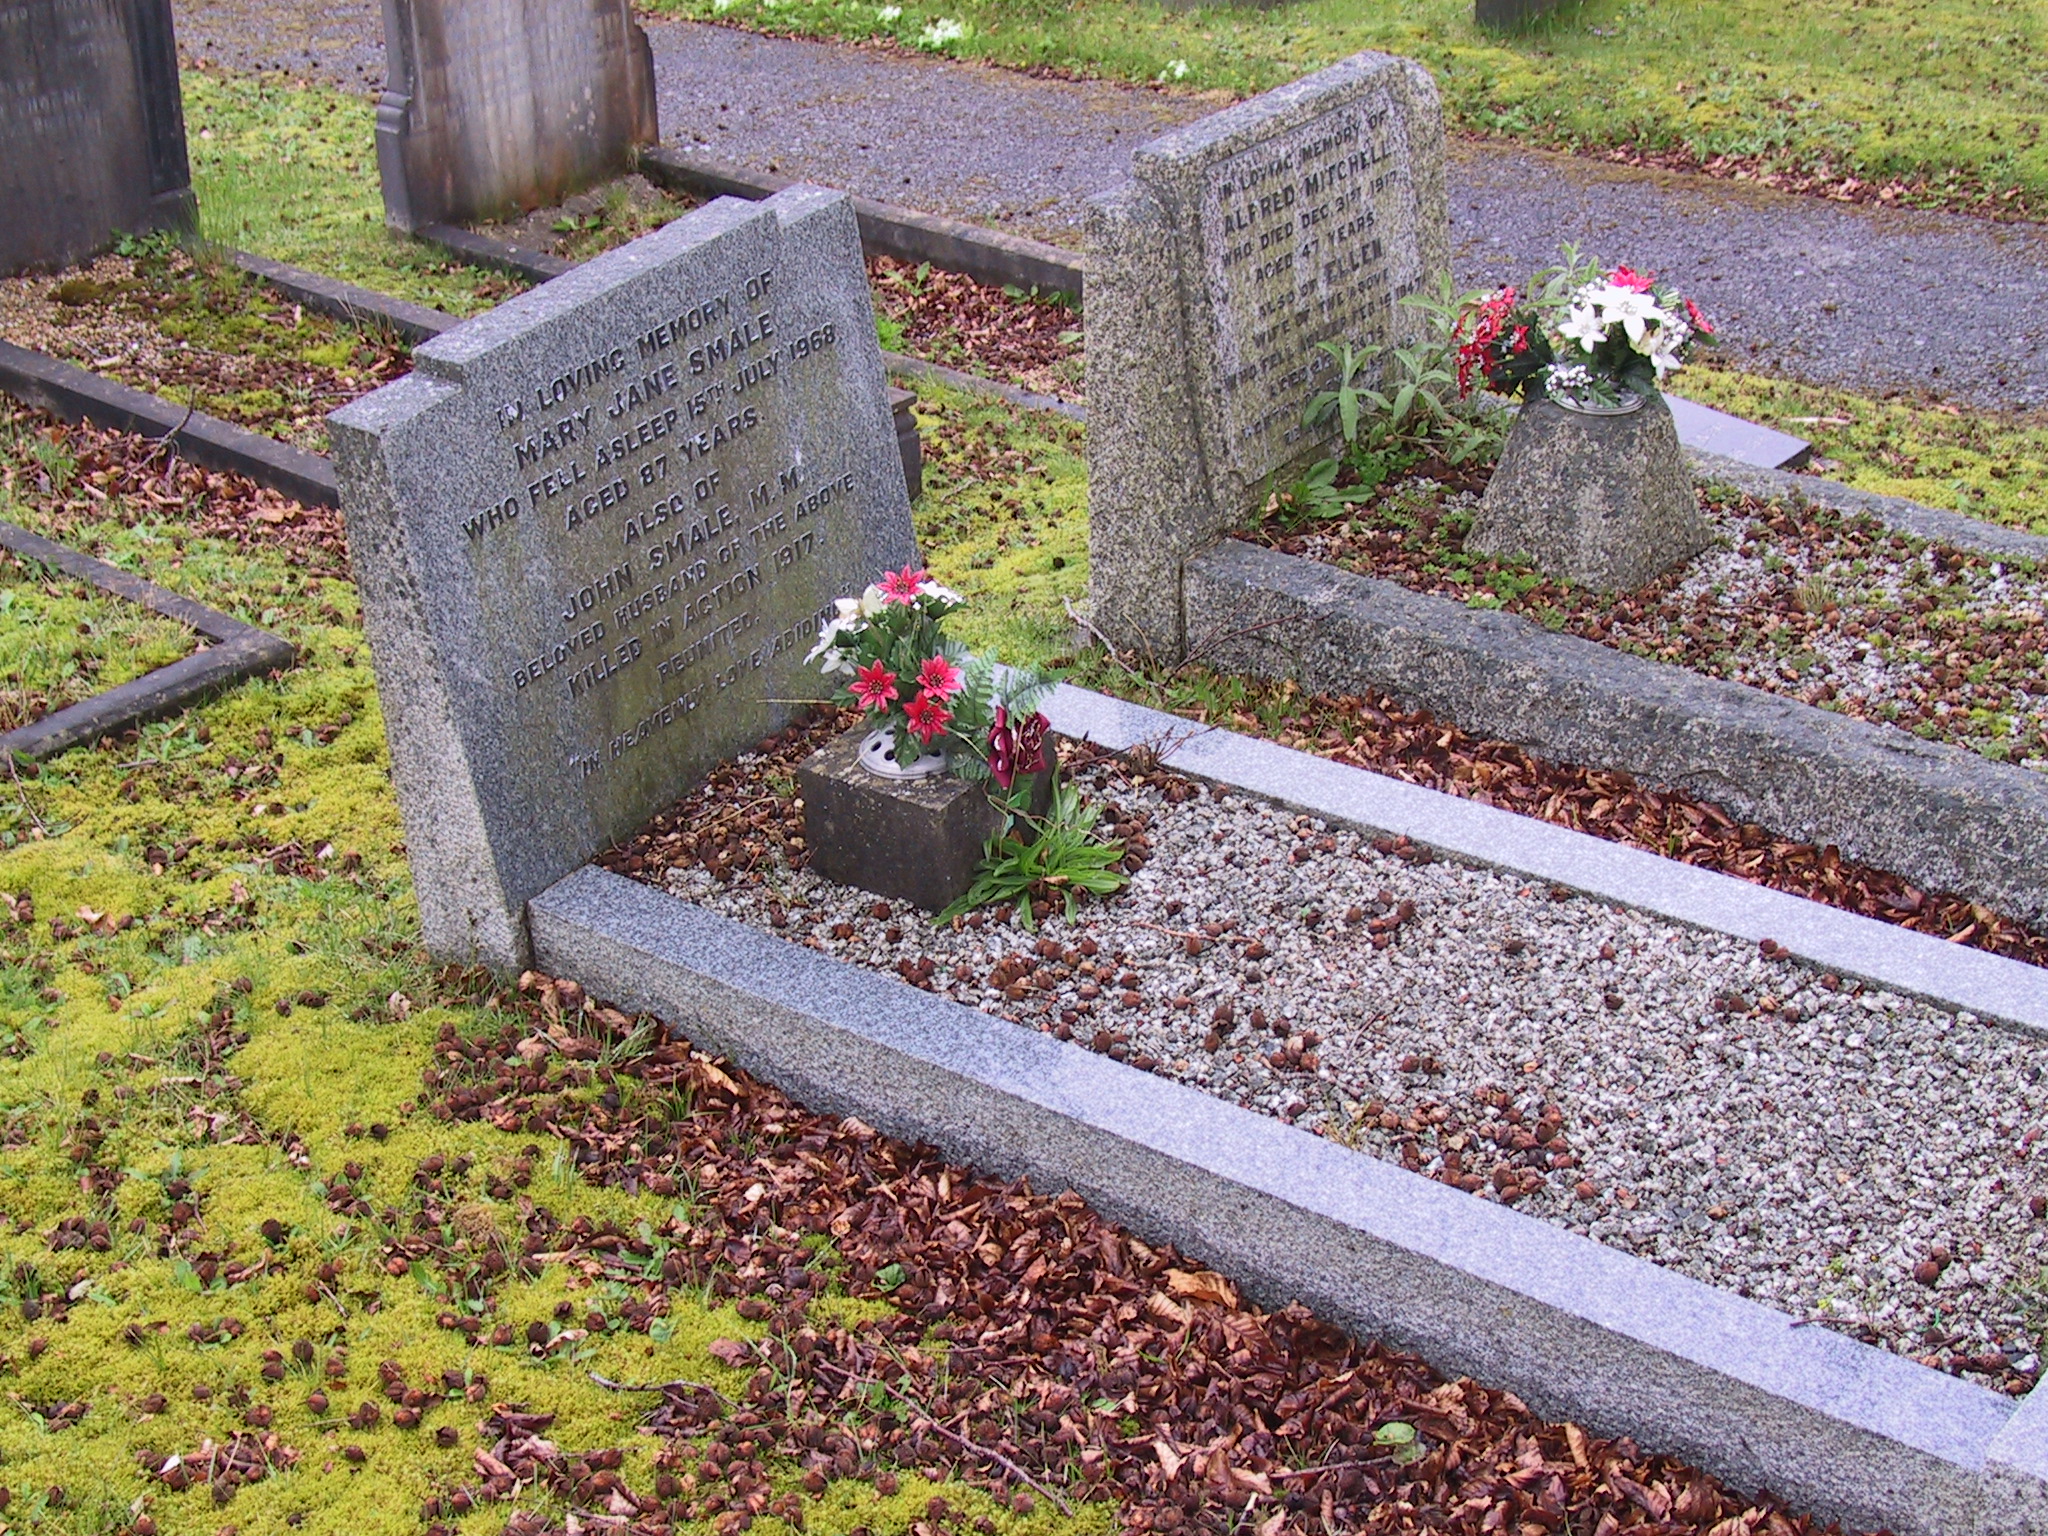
[1466,390,1709,591]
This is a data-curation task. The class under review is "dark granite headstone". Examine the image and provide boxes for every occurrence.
[329,188,916,971]
[0,0,195,275]
[376,0,659,232]
[1474,0,1563,29]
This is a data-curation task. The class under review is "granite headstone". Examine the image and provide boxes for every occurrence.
[0,0,195,275]
[330,188,916,971]
[376,0,659,232]
[1085,51,1448,656]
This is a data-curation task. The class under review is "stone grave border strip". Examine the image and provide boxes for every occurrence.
[0,339,339,508]
[0,518,294,761]
[527,859,2042,1536]
[638,146,1087,300]
[1182,534,2048,937]
[1040,680,2048,1034]
[225,248,458,346]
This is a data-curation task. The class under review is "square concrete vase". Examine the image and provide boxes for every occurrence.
[798,726,1055,912]
[1465,391,1710,591]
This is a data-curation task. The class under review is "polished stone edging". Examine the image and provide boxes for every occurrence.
[528,855,2044,1536]
[0,338,339,508]
[1181,536,2048,931]
[0,519,294,761]
[1041,681,2048,1035]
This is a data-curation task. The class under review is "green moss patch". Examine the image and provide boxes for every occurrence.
[182,67,525,317]
[0,548,196,734]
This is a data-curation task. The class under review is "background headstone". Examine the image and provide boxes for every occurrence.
[376,0,659,232]
[1085,51,1449,657]
[330,187,915,971]
[1473,0,1564,29]
[0,0,195,275]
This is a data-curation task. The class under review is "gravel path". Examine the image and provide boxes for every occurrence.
[658,751,2048,1387]
[173,1,2048,410]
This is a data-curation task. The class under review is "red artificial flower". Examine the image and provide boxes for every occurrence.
[987,706,1052,790]
[878,564,930,605]
[904,692,953,744]
[1509,324,1530,354]
[1608,265,1655,292]
[850,661,899,712]
[1684,297,1716,336]
[916,655,964,701]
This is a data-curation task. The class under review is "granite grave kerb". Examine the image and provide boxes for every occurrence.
[329,187,915,973]
[1086,50,1450,656]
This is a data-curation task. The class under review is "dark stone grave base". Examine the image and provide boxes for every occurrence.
[799,728,1055,911]
[799,729,1004,912]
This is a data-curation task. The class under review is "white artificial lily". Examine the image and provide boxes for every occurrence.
[858,584,887,618]
[1601,288,1659,345]
[1556,304,1607,353]
[805,616,855,670]
[918,579,965,605]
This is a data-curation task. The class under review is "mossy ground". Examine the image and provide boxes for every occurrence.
[0,550,195,734]
[1675,362,2048,535]
[0,402,1102,1535]
[182,68,521,317]
[644,0,2047,212]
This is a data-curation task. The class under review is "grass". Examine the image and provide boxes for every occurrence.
[644,0,2048,213]
[1674,362,2048,534]
[0,399,1110,1536]
[0,550,196,735]
[181,68,520,316]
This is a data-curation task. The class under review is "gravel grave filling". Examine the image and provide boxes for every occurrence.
[605,710,2048,1394]
[1238,470,2048,772]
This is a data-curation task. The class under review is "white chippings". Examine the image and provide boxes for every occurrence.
[667,761,2048,1380]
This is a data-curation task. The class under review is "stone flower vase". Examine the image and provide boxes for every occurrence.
[1465,390,1710,591]
[797,724,1056,912]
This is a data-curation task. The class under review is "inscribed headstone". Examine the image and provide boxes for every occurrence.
[1085,52,1448,655]
[376,0,658,231]
[0,0,194,275]
[329,188,916,971]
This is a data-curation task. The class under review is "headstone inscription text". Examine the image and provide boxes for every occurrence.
[1083,51,1448,654]
[1196,94,1424,482]
[330,189,915,971]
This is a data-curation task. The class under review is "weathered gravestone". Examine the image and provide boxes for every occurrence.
[1086,51,1448,657]
[330,187,915,971]
[0,0,195,275]
[376,0,659,232]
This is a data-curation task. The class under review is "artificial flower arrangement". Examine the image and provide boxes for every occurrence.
[807,563,1127,925]
[1454,247,1715,409]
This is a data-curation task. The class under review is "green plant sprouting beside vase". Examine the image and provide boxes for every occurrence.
[1270,275,1511,529]
[808,564,1129,926]
[1453,245,1716,409]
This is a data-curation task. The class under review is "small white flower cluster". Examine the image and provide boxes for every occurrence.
[876,4,901,18]
[1553,277,1692,379]
[917,15,968,47]
[1157,57,1192,81]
